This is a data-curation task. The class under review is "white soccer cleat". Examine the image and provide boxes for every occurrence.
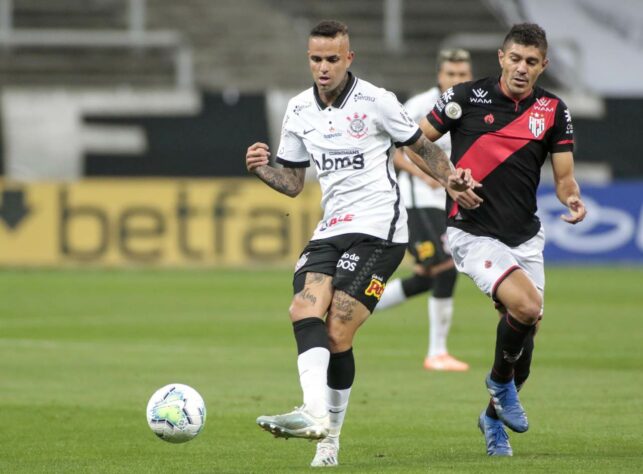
[311,437,339,467]
[256,406,329,440]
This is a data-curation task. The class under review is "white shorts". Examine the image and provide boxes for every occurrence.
[446,227,545,300]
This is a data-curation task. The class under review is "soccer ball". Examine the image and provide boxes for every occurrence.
[146,383,206,443]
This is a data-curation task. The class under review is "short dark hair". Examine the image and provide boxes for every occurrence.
[436,48,471,72]
[502,23,548,56]
[310,20,349,38]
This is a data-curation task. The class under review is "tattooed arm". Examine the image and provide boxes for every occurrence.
[246,142,306,197]
[253,165,306,198]
[406,118,483,208]
[405,134,454,187]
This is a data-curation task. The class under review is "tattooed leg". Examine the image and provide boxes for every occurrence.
[326,290,370,353]
[289,272,334,321]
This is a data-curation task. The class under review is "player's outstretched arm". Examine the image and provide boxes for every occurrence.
[551,151,587,224]
[393,148,442,189]
[246,142,306,198]
[406,134,478,192]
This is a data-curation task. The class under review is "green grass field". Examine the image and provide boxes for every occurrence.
[1,267,641,473]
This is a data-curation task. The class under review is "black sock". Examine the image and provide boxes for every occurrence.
[327,348,355,390]
[486,398,498,418]
[514,327,535,389]
[486,323,536,419]
[292,317,329,354]
[491,313,534,384]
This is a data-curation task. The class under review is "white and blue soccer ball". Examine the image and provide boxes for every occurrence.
[146,383,206,443]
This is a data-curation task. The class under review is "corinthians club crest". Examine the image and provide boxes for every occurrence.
[529,112,545,138]
[346,112,368,139]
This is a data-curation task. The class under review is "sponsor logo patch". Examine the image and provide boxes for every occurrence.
[399,107,416,127]
[353,92,376,102]
[319,213,354,232]
[323,132,342,139]
[336,252,360,272]
[365,276,386,300]
[314,153,364,171]
[416,241,435,261]
[534,97,554,112]
[441,87,455,102]
[293,102,312,115]
[469,88,492,104]
[445,102,462,119]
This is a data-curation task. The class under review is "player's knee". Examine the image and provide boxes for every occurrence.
[401,273,433,297]
[327,325,352,352]
[433,266,457,298]
[288,302,299,321]
[510,296,542,325]
[288,298,312,321]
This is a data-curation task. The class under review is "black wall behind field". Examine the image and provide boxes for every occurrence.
[76,96,643,180]
[573,98,643,178]
[0,95,640,179]
[0,110,4,176]
[84,92,269,177]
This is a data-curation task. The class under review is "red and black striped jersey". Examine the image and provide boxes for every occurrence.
[427,76,575,246]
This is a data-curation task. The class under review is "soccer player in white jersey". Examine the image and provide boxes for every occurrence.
[245,20,478,468]
[377,49,473,372]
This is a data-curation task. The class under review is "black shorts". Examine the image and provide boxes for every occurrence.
[293,233,406,312]
[407,207,452,267]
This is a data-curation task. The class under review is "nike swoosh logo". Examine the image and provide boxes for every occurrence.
[329,409,345,414]
[303,129,315,135]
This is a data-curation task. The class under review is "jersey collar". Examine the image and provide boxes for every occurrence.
[495,76,537,111]
[313,71,357,110]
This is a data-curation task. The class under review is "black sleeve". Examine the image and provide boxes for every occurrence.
[426,83,467,134]
[549,99,574,154]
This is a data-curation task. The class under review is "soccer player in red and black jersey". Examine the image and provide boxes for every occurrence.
[414,23,587,456]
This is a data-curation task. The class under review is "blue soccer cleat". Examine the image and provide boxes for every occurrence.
[485,373,529,433]
[478,410,513,456]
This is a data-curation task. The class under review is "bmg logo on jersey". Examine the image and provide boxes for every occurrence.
[337,252,360,271]
[317,152,365,171]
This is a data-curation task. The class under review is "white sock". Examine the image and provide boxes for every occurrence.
[297,347,330,418]
[375,278,406,311]
[326,386,352,439]
[428,296,453,357]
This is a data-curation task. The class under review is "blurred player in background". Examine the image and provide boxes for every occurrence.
[245,20,476,468]
[421,23,586,456]
[377,48,473,372]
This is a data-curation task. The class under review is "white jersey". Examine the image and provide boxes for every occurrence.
[276,73,421,243]
[398,87,450,210]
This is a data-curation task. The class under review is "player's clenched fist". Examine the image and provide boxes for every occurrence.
[246,142,271,173]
